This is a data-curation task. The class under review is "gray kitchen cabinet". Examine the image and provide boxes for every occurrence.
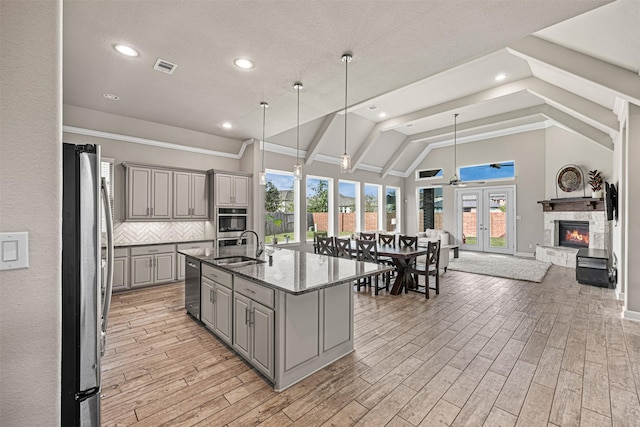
[176,241,214,281]
[215,173,249,207]
[251,301,275,378]
[233,277,275,379]
[130,244,175,288]
[125,166,172,220]
[102,247,129,292]
[201,264,233,345]
[112,256,129,291]
[173,172,208,219]
[200,279,215,329]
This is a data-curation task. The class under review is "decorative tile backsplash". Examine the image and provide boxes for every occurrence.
[113,221,207,245]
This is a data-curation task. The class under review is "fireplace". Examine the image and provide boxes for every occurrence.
[558,221,589,248]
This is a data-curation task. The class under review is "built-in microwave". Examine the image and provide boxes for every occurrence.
[217,207,247,238]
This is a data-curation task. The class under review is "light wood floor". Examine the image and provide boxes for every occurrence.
[101,266,640,426]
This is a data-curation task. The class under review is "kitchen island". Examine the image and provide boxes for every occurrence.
[179,245,392,391]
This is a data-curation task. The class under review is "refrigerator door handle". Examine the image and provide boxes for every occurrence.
[101,177,114,356]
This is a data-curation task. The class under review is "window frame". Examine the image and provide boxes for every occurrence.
[416,184,443,232]
[264,169,299,243]
[385,185,400,233]
[338,179,360,236]
[364,183,383,232]
[458,160,516,183]
[305,174,334,241]
[415,168,444,181]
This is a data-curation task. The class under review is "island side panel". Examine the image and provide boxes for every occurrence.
[284,291,320,371]
[323,283,352,351]
[274,283,354,391]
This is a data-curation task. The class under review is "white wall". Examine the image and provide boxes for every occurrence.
[0,1,62,424]
[544,126,613,199]
[404,126,614,254]
[625,104,640,315]
[406,129,547,254]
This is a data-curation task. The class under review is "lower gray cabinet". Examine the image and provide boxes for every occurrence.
[130,244,175,288]
[232,291,274,379]
[201,276,232,345]
[112,256,129,292]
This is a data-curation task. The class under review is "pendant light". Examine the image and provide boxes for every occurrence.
[259,101,269,185]
[340,53,352,173]
[293,82,303,181]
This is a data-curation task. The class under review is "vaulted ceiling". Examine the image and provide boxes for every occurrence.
[63,0,640,176]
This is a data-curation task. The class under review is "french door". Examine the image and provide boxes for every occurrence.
[455,186,515,254]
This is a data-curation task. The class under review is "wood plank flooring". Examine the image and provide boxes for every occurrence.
[101,265,640,426]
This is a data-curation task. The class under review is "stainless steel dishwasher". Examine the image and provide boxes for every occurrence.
[185,257,201,320]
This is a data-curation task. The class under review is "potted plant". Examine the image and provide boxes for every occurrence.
[283,235,290,244]
[266,214,283,244]
[589,169,603,198]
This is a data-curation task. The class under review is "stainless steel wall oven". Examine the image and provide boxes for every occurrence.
[217,207,247,238]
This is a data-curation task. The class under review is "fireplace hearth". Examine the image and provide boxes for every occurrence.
[559,221,589,248]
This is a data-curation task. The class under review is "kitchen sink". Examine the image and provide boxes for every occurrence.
[214,256,266,267]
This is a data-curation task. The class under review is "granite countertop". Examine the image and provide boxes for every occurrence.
[179,246,393,295]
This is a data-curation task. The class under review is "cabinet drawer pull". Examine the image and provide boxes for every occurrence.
[244,288,256,294]
[210,289,214,303]
[245,307,250,325]
[148,249,158,253]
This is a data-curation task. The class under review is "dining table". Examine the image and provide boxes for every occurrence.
[349,241,428,295]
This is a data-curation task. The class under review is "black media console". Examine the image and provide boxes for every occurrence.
[576,248,611,288]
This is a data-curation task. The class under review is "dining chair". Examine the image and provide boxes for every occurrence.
[398,235,418,249]
[355,239,387,295]
[316,236,335,256]
[334,237,353,258]
[407,240,440,299]
[377,233,396,285]
[313,231,328,253]
[359,232,376,241]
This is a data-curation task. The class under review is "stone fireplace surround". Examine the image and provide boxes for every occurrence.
[536,209,610,268]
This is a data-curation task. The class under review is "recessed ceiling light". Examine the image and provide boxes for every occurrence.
[102,93,119,100]
[114,44,139,57]
[234,58,254,69]
[220,122,233,129]
[495,73,507,81]
[379,112,387,118]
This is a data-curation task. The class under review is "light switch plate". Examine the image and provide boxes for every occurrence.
[0,232,29,270]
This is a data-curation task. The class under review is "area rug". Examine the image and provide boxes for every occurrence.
[448,251,551,282]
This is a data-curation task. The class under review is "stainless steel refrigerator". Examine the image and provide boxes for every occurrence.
[62,143,114,426]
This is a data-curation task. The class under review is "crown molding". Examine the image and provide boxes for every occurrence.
[62,125,241,159]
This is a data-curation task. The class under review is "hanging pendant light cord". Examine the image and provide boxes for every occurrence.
[344,56,348,155]
[262,103,266,170]
[454,113,457,173]
[296,85,300,163]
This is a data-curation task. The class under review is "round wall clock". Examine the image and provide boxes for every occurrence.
[557,166,582,192]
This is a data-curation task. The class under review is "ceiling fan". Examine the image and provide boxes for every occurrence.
[438,113,483,187]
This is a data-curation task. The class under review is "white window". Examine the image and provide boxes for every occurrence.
[364,183,382,231]
[264,170,298,244]
[306,175,333,240]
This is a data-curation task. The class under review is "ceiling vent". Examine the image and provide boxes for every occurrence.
[153,58,178,75]
[367,106,379,111]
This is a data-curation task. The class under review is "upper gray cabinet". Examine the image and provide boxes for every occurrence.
[215,173,249,207]
[124,163,208,221]
[173,171,208,219]
[126,166,172,220]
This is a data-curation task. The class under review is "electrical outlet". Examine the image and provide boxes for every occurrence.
[529,244,533,248]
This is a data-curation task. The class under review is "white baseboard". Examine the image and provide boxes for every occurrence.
[623,309,640,322]
[515,252,535,258]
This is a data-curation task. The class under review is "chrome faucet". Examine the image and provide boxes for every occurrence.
[238,230,264,258]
